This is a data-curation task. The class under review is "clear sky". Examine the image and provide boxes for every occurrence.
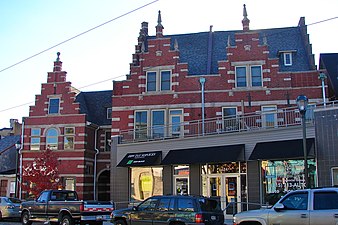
[1,0,338,128]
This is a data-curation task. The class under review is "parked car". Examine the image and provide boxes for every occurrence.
[21,189,114,225]
[233,187,338,225]
[0,197,22,220]
[111,195,224,225]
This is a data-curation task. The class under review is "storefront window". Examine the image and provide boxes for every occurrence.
[262,159,316,205]
[174,165,189,195]
[202,162,246,174]
[130,167,163,201]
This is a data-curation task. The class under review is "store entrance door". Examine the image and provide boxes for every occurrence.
[224,175,241,216]
[207,174,241,217]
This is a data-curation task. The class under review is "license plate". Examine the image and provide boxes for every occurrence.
[211,216,216,220]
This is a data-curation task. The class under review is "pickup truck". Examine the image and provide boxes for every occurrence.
[21,189,114,225]
[233,187,338,225]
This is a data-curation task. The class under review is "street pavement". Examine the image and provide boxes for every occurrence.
[0,220,113,225]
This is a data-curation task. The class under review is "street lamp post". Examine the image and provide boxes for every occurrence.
[318,73,327,106]
[296,95,309,188]
[199,77,206,136]
[14,141,21,198]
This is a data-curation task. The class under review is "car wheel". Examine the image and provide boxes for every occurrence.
[115,219,127,225]
[60,215,74,225]
[21,211,32,225]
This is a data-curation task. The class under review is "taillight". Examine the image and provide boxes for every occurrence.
[195,213,203,223]
[80,202,84,212]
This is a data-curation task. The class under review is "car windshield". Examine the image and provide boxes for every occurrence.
[199,199,221,212]
[7,198,22,203]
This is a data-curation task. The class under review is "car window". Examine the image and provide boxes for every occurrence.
[199,199,221,212]
[37,191,50,203]
[177,198,195,212]
[157,198,171,211]
[138,198,158,211]
[8,198,21,203]
[280,192,308,210]
[314,191,338,210]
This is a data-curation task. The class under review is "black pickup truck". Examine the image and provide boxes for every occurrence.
[21,189,114,225]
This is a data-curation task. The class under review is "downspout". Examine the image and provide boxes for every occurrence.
[19,119,24,199]
[94,125,100,201]
[199,77,206,135]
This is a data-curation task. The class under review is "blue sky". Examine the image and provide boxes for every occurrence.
[1,0,338,128]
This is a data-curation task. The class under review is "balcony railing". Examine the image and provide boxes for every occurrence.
[118,101,337,144]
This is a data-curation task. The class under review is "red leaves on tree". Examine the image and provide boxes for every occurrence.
[22,147,60,198]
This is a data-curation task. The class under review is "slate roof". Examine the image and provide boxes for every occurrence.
[75,90,112,126]
[0,135,20,174]
[147,26,313,75]
[319,53,338,96]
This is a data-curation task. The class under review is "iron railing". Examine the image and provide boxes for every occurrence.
[118,101,337,144]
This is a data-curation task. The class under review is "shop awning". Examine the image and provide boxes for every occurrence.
[161,144,245,165]
[117,151,162,167]
[249,138,315,160]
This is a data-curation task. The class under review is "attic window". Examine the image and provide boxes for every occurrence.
[278,50,297,67]
[48,98,60,114]
[107,107,112,119]
[284,52,292,66]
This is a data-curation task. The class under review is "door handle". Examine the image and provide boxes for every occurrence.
[300,214,308,218]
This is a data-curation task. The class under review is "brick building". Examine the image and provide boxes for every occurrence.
[110,5,328,214]
[19,5,333,214]
[21,53,111,200]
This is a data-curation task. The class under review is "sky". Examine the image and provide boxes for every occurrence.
[1,0,338,128]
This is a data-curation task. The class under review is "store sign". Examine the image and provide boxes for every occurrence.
[118,151,162,167]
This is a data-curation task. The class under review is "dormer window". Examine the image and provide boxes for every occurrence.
[284,52,292,66]
[107,107,112,119]
[278,50,296,67]
[48,98,60,114]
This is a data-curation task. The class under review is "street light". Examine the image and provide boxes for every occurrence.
[318,73,327,106]
[14,141,21,198]
[296,95,308,188]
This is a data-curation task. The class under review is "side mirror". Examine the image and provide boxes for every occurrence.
[274,203,285,212]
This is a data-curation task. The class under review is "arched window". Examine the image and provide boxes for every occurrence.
[46,128,58,150]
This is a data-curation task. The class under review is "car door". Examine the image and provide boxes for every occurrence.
[309,190,338,225]
[30,191,49,219]
[152,197,175,225]
[130,197,159,225]
[268,191,309,225]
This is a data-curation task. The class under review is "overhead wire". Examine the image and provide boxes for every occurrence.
[0,14,337,114]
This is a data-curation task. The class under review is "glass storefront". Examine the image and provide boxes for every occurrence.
[261,159,316,205]
[174,165,189,195]
[130,167,163,201]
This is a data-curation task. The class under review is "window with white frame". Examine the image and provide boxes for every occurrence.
[222,107,238,131]
[46,128,58,150]
[169,109,183,137]
[31,128,41,150]
[135,109,183,140]
[64,127,74,150]
[135,111,148,139]
[48,98,60,114]
[151,110,165,138]
[146,70,171,92]
[235,65,262,88]
[284,52,293,66]
[262,105,277,128]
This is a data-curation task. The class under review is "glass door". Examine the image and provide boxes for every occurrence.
[224,175,241,216]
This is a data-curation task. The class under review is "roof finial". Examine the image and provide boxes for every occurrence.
[242,4,250,32]
[227,35,231,47]
[156,10,164,38]
[56,52,61,62]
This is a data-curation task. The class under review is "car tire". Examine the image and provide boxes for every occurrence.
[60,215,74,225]
[115,219,127,225]
[21,211,32,225]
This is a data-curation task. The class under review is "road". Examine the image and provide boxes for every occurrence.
[0,220,113,225]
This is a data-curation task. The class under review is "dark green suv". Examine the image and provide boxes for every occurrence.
[110,195,224,225]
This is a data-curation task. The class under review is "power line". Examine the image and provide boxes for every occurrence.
[0,0,159,73]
